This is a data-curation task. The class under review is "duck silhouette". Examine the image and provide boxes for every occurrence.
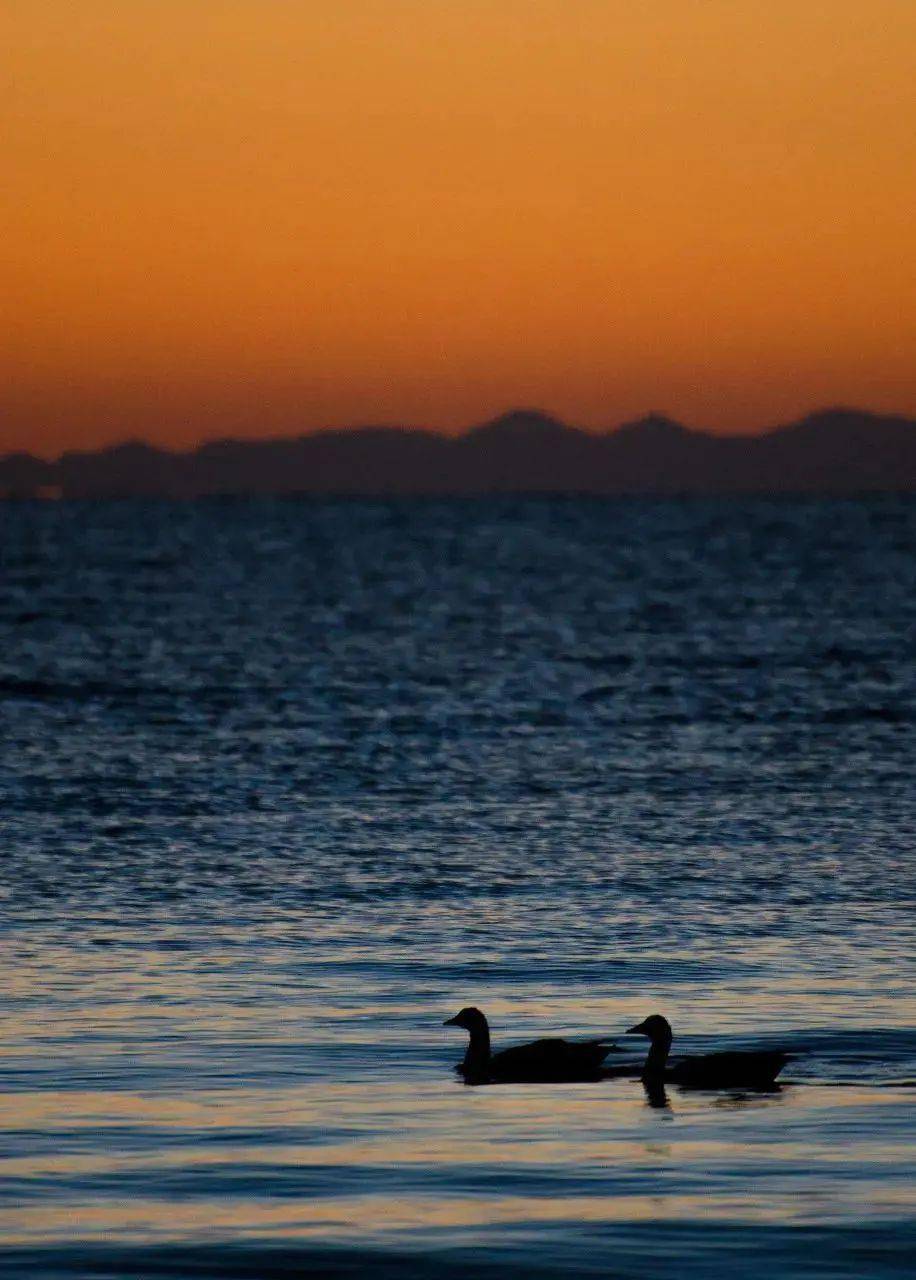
[626,1014,791,1089]
[444,1007,616,1083]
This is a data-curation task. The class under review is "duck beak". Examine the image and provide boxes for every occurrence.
[626,1022,648,1035]
[444,1015,461,1026]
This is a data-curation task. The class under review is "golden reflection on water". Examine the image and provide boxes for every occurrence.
[0,1076,909,1133]
[3,1181,916,1248]
[3,939,916,1262]
[3,1078,915,1247]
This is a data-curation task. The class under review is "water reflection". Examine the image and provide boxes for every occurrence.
[710,1088,788,1112]
[642,1081,671,1111]
[2,498,916,1277]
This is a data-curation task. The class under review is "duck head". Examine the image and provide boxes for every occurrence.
[626,1014,673,1047]
[444,1006,488,1032]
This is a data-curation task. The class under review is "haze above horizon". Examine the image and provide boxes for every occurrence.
[5,1,916,455]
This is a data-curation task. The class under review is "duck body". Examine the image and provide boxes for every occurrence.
[627,1015,791,1090]
[445,1007,615,1083]
[485,1036,613,1083]
[665,1049,790,1089]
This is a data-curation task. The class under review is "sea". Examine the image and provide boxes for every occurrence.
[1,495,914,1279]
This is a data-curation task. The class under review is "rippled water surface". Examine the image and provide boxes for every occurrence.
[1,497,915,1278]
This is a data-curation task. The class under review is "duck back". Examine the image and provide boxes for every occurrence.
[486,1037,612,1083]
[667,1049,790,1090]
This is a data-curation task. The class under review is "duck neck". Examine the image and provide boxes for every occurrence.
[642,1031,672,1080]
[463,1020,491,1073]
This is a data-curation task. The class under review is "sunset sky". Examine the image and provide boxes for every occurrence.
[5,1,916,456]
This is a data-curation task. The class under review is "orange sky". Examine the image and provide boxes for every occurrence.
[4,0,916,455]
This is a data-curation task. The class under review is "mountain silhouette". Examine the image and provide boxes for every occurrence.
[2,407,914,498]
[465,408,581,442]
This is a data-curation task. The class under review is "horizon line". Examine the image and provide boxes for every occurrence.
[7,403,914,465]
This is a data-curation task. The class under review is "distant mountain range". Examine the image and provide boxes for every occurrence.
[3,408,916,498]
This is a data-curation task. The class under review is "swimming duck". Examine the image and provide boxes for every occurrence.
[626,1014,791,1089]
[444,1007,616,1083]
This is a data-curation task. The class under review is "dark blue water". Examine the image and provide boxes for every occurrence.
[1,496,915,1278]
